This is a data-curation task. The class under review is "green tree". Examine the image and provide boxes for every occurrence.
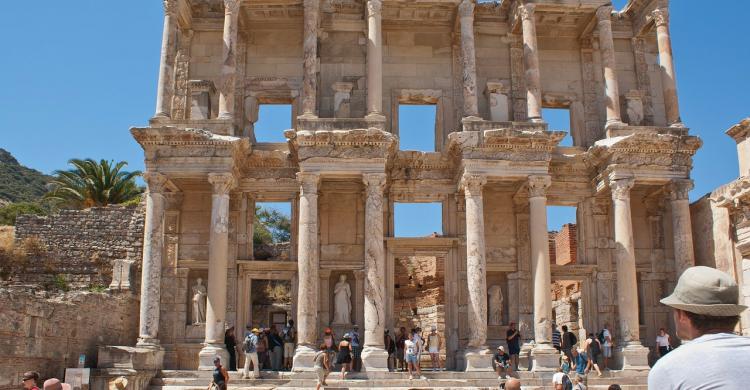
[46,159,142,208]
[0,201,51,225]
[253,206,291,246]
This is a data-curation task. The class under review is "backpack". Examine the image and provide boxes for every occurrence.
[590,337,601,355]
[243,333,258,353]
[597,330,605,344]
[387,336,396,354]
[567,332,578,347]
[562,374,573,390]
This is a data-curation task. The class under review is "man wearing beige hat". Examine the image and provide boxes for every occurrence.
[648,266,750,389]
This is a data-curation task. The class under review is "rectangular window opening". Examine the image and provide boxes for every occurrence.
[254,201,292,260]
[547,205,578,266]
[255,104,292,143]
[394,202,443,237]
[543,107,573,147]
[398,105,437,151]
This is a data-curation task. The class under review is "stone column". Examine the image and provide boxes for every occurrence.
[366,0,385,120]
[596,5,624,127]
[293,172,321,371]
[153,0,178,120]
[137,172,168,347]
[459,0,480,120]
[218,0,240,120]
[652,8,683,127]
[667,179,695,277]
[301,0,320,118]
[198,173,236,369]
[461,173,493,371]
[610,178,649,368]
[519,4,543,122]
[361,173,388,371]
[527,175,558,370]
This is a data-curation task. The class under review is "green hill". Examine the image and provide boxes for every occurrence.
[0,148,52,204]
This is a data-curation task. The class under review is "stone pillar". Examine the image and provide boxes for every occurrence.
[667,179,695,277]
[153,0,178,120]
[519,4,543,122]
[459,0,480,120]
[366,0,385,120]
[218,0,240,120]
[461,173,493,371]
[198,173,236,369]
[610,178,649,369]
[137,172,168,347]
[596,5,624,127]
[293,172,321,371]
[301,0,320,118]
[652,8,683,127]
[361,173,388,371]
[527,175,557,370]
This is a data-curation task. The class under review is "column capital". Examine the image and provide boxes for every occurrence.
[208,173,236,195]
[363,173,387,193]
[666,179,693,201]
[517,3,536,21]
[304,0,319,9]
[610,178,635,201]
[527,175,551,198]
[163,0,178,15]
[595,5,613,22]
[297,172,321,194]
[143,172,169,194]
[461,173,487,197]
[651,8,669,28]
[458,0,475,18]
[224,0,241,14]
[366,0,383,17]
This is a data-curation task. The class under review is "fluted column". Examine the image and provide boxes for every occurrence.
[361,173,389,371]
[667,179,695,277]
[198,173,236,369]
[293,172,321,371]
[153,0,178,120]
[218,0,240,120]
[366,0,385,120]
[459,0,480,120]
[461,173,493,371]
[301,0,320,118]
[596,5,625,127]
[652,8,683,127]
[519,4,542,122]
[137,172,168,347]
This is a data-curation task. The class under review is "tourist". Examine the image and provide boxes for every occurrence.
[572,374,587,390]
[584,333,602,377]
[648,266,750,389]
[552,323,562,352]
[269,325,284,371]
[224,325,238,371]
[561,325,577,361]
[607,385,621,390]
[42,378,72,390]
[551,367,570,390]
[21,372,40,390]
[323,327,337,372]
[350,324,362,371]
[506,322,521,371]
[413,326,424,362]
[256,327,269,369]
[337,333,353,380]
[560,355,571,374]
[404,331,425,380]
[598,323,612,370]
[282,319,296,371]
[571,348,587,377]
[242,327,260,379]
[426,325,443,371]
[210,356,229,390]
[396,327,408,372]
[493,346,511,379]
[655,327,672,359]
[313,343,330,390]
[504,378,521,390]
[384,329,396,372]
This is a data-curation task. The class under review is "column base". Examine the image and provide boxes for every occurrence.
[97,345,164,370]
[529,117,544,123]
[604,119,627,129]
[365,112,386,122]
[198,343,230,370]
[292,344,317,372]
[461,115,484,123]
[150,113,170,123]
[669,120,686,128]
[217,112,234,120]
[297,112,318,120]
[463,347,493,371]
[531,344,559,372]
[361,346,389,372]
[136,337,160,348]
[618,344,650,370]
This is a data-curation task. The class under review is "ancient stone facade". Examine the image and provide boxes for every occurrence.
[122,0,701,376]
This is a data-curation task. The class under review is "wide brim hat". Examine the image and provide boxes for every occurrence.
[660,266,747,316]
[251,328,260,333]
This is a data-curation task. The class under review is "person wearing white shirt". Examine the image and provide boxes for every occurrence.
[655,327,672,358]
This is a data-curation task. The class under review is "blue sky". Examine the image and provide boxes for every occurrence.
[1,1,748,236]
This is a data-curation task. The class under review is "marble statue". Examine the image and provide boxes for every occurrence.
[333,274,352,324]
[488,285,503,325]
[192,278,207,324]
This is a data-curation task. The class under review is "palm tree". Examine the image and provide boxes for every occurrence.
[46,158,142,208]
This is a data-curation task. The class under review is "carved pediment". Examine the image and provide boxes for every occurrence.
[285,127,397,161]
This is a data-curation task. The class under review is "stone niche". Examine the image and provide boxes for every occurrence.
[186,270,208,341]
[486,272,509,340]
[328,270,359,335]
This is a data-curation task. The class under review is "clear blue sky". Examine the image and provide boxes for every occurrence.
[1,1,748,236]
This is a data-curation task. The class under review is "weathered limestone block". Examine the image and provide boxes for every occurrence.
[188,80,215,120]
[484,80,510,122]
[332,82,353,118]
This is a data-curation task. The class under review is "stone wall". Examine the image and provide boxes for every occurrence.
[393,256,445,339]
[12,205,144,288]
[555,224,577,265]
[0,287,139,390]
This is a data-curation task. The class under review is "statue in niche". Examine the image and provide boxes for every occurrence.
[333,274,352,325]
[192,278,207,324]
[488,285,504,325]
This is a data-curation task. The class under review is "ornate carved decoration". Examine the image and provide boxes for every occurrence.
[171,29,194,120]
[460,173,487,197]
[297,172,320,195]
[143,172,168,194]
[527,175,551,198]
[163,0,178,15]
[651,8,669,28]
[595,5,613,22]
[726,118,750,143]
[610,178,635,201]
[366,0,382,17]
[363,173,387,196]
[208,173,236,195]
[517,4,535,22]
[666,179,693,201]
[224,0,241,14]
[458,0,474,18]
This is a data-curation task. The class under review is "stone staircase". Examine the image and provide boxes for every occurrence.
[150,369,648,390]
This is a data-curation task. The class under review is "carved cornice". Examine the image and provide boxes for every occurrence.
[460,173,487,197]
[527,175,551,198]
[208,173,236,195]
[666,179,693,201]
[711,177,750,208]
[726,118,750,143]
[143,172,169,194]
[297,172,320,195]
[459,0,475,18]
[651,8,669,28]
[610,178,635,201]
[131,127,242,147]
[366,0,382,17]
